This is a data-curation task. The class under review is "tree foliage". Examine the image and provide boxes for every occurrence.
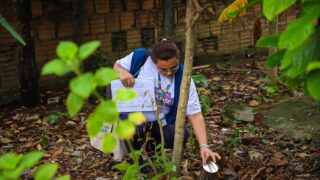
[220,0,320,100]
[258,0,320,100]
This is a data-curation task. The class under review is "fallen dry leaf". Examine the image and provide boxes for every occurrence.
[0,137,13,143]
[249,100,259,107]
[268,153,287,166]
[52,147,64,157]
[222,168,237,176]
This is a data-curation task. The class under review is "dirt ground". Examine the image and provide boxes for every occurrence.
[0,55,319,179]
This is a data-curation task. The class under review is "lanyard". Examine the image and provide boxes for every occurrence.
[157,73,173,99]
[133,67,143,78]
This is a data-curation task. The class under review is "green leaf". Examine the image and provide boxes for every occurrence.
[128,112,146,125]
[279,8,319,50]
[164,163,176,173]
[266,86,276,94]
[67,92,84,117]
[86,113,103,137]
[0,153,22,170]
[34,163,58,180]
[2,165,24,179]
[42,59,71,76]
[281,29,320,78]
[115,88,137,102]
[56,41,78,60]
[95,68,119,86]
[307,61,320,73]
[301,0,320,13]
[78,41,101,60]
[70,73,96,99]
[123,165,139,180]
[0,15,26,45]
[20,151,43,169]
[112,162,130,171]
[192,74,208,87]
[55,175,71,180]
[152,173,166,180]
[307,70,320,100]
[115,121,136,140]
[95,100,119,124]
[265,49,286,68]
[261,139,269,144]
[256,34,280,48]
[48,112,61,125]
[101,133,117,153]
[262,0,296,21]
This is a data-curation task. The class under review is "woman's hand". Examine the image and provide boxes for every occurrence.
[119,70,135,87]
[200,147,221,164]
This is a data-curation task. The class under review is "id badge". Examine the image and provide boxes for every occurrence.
[159,111,167,127]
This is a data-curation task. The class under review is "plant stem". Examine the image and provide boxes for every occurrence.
[92,90,105,101]
[155,108,165,153]
[126,140,138,165]
[147,90,166,158]
[126,140,158,175]
[142,148,158,175]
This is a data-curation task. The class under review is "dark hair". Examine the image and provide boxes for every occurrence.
[151,40,180,63]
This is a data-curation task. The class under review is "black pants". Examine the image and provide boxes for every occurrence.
[120,113,189,151]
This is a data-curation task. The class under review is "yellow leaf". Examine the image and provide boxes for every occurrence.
[115,121,136,140]
[218,0,248,23]
[128,112,146,125]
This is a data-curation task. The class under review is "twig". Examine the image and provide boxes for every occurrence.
[217,66,267,73]
[251,167,266,180]
[192,0,202,12]
[190,0,214,27]
[192,3,212,26]
[192,64,210,70]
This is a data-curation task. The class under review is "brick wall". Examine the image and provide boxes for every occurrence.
[0,0,20,103]
[0,0,299,101]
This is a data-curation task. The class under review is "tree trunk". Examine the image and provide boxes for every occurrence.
[172,0,196,176]
[163,0,175,38]
[72,0,84,45]
[267,17,278,83]
[15,0,39,107]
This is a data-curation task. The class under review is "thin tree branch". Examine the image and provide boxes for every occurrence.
[251,167,266,180]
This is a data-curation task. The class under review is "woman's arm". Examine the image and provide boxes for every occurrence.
[187,112,221,164]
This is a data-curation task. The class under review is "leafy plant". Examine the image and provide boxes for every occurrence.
[0,151,69,180]
[219,0,320,100]
[199,96,211,115]
[42,40,140,149]
[229,129,241,147]
[192,74,209,87]
[47,111,68,125]
[256,1,320,100]
[261,85,278,96]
